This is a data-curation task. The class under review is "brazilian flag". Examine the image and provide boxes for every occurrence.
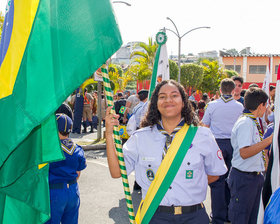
[0,0,122,223]
[119,106,126,115]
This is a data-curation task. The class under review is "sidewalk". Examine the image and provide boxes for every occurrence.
[70,127,106,150]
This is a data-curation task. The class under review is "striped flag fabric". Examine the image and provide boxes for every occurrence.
[262,65,270,97]
[148,31,169,99]
[259,64,280,223]
[270,65,280,193]
[0,0,122,223]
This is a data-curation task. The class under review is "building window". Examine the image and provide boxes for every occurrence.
[249,65,266,74]
[224,65,241,73]
[276,65,279,74]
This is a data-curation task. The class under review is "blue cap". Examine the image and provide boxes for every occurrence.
[56,113,73,133]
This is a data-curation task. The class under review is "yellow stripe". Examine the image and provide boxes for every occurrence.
[38,163,47,169]
[137,124,189,223]
[0,0,40,99]
[64,115,67,132]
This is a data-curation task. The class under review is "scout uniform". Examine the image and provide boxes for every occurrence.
[123,121,227,223]
[46,114,87,224]
[202,95,243,224]
[228,113,265,224]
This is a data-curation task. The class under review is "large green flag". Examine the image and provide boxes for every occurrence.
[0,0,122,223]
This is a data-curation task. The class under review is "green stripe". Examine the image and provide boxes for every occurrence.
[101,67,108,73]
[104,86,112,92]
[118,156,124,162]
[103,77,110,83]
[119,165,126,170]
[121,173,128,179]
[124,191,131,196]
[123,182,129,188]
[142,125,198,224]
[106,95,113,101]
[127,207,134,212]
[129,215,135,221]
[148,46,161,99]
[113,130,120,136]
[126,199,133,205]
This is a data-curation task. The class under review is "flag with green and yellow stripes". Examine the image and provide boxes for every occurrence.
[0,0,122,223]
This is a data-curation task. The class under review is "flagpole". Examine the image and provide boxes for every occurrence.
[101,64,136,224]
[148,31,168,99]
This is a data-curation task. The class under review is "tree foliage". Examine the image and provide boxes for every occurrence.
[224,48,238,55]
[224,69,238,78]
[130,38,158,68]
[169,59,178,81]
[200,60,226,94]
[127,57,152,81]
[108,64,133,93]
[126,38,158,81]
[180,64,204,92]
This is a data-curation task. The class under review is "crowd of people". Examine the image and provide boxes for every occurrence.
[105,76,277,224]
[51,76,277,224]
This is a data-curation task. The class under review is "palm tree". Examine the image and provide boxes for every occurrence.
[127,38,158,81]
[108,64,133,93]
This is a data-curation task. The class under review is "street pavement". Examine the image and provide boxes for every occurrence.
[71,130,213,224]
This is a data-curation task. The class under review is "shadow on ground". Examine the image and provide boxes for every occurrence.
[109,190,142,224]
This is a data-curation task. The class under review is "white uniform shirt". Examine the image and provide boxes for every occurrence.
[202,98,243,139]
[231,116,265,172]
[127,95,140,114]
[123,125,227,206]
[132,101,144,128]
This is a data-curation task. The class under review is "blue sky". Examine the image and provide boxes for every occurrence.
[1,0,280,55]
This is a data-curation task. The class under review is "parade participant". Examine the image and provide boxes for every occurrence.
[269,85,276,104]
[105,80,227,224]
[201,93,210,105]
[202,78,243,224]
[188,90,196,101]
[127,89,149,133]
[46,114,87,224]
[56,102,73,120]
[228,87,273,224]
[126,89,149,191]
[114,92,127,124]
[197,100,205,121]
[82,88,94,133]
[123,92,140,123]
[232,76,244,105]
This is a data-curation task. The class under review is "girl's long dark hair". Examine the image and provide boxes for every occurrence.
[141,80,198,128]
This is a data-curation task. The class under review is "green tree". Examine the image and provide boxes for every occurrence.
[127,38,158,81]
[0,12,4,40]
[180,64,204,93]
[169,59,178,80]
[130,38,158,68]
[126,57,152,81]
[200,60,226,94]
[225,48,238,55]
[109,63,133,93]
[224,69,238,78]
[196,57,216,65]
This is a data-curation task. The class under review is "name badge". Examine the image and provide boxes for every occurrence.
[141,157,155,162]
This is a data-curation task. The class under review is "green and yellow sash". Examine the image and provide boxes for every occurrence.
[135,124,198,224]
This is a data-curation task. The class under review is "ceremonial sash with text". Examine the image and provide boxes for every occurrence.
[135,123,198,224]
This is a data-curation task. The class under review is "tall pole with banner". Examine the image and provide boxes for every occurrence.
[101,64,136,224]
